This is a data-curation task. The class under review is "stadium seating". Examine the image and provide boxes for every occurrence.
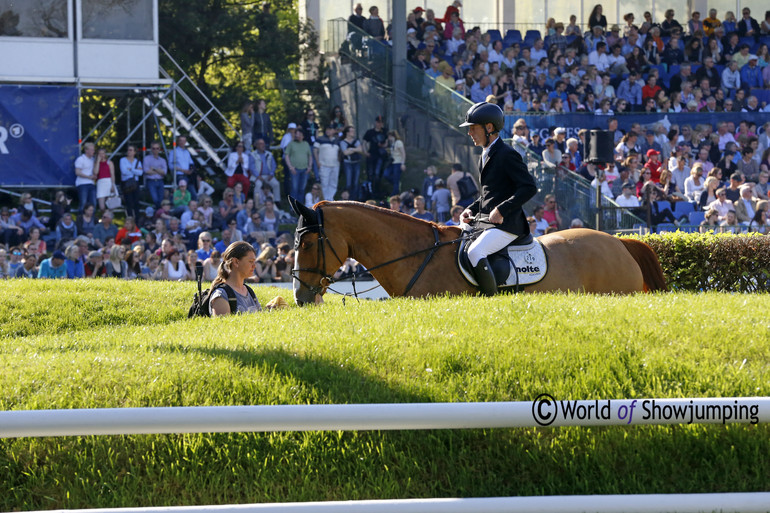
[488,29,503,43]
[688,211,706,225]
[672,201,695,221]
[504,29,522,45]
[524,30,542,45]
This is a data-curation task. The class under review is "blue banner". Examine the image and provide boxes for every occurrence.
[0,85,79,187]
[504,112,770,141]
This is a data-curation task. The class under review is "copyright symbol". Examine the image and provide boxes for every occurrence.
[532,393,557,426]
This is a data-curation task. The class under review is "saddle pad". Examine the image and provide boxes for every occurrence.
[458,237,548,288]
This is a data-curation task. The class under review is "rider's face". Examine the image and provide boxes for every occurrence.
[467,124,488,147]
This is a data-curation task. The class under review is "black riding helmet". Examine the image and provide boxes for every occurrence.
[459,102,504,146]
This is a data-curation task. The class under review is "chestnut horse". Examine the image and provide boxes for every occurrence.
[289,199,666,305]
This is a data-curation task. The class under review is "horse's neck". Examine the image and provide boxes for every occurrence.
[332,206,431,296]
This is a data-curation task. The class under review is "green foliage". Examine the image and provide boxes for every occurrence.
[630,232,770,292]
[2,280,769,508]
[159,0,321,139]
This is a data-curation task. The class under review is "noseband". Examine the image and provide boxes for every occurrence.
[291,206,468,299]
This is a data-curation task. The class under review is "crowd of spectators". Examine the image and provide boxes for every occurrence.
[510,116,770,233]
[392,3,770,115]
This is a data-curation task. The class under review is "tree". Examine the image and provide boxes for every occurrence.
[158,0,319,139]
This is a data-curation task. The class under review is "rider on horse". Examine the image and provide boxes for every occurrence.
[459,102,538,296]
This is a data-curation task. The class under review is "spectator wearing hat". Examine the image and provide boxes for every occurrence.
[549,22,567,53]
[553,127,567,153]
[38,250,67,279]
[644,149,663,182]
[430,178,452,223]
[606,24,622,47]
[741,55,763,90]
[615,182,641,211]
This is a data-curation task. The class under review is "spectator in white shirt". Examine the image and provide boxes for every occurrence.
[588,42,611,73]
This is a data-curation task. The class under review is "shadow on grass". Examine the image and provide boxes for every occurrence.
[162,344,433,405]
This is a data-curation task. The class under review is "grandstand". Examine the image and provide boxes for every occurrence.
[322,1,770,233]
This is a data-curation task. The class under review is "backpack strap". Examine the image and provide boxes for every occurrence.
[219,283,256,314]
[219,284,239,314]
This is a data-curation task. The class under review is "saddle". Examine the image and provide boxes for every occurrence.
[458,231,548,292]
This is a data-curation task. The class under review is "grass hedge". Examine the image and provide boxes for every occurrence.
[631,232,770,292]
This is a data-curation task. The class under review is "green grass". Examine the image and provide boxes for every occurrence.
[1,280,769,509]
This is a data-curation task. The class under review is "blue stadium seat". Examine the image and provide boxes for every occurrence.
[738,36,755,49]
[488,29,502,42]
[761,36,770,47]
[655,223,678,233]
[566,34,577,45]
[690,64,700,74]
[505,29,523,44]
[524,30,542,44]
[688,211,705,225]
[668,64,680,78]
[679,224,699,233]
[751,89,770,105]
[673,201,695,220]
[715,64,725,76]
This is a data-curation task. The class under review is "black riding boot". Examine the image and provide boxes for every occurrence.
[473,258,497,297]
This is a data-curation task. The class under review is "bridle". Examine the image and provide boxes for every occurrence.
[290,207,468,300]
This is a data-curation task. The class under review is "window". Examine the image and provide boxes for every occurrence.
[0,0,68,38]
[81,0,153,41]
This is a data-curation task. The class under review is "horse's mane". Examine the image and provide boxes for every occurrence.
[315,200,459,235]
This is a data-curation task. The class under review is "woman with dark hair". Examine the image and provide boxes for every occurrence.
[642,36,661,66]
[684,37,704,63]
[209,241,261,315]
[748,209,768,234]
[588,4,607,30]
[567,35,587,56]
[328,105,346,135]
[640,181,679,227]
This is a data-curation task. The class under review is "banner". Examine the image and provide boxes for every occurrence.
[0,85,79,187]
[504,111,770,141]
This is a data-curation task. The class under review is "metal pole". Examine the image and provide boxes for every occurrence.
[391,0,407,117]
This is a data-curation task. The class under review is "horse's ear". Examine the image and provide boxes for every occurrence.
[288,196,318,226]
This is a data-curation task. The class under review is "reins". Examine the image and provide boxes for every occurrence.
[291,207,470,301]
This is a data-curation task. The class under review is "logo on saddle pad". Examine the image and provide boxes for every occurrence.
[458,237,548,289]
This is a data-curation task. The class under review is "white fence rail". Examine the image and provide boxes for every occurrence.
[6,398,767,513]
[43,493,770,513]
[1,397,767,438]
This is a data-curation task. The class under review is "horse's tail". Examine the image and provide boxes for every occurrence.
[619,238,668,292]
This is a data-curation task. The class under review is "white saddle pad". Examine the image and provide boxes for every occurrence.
[459,237,548,288]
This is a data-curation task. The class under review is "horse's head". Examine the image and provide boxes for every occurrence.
[288,197,348,306]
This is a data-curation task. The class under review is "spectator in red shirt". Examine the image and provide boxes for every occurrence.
[642,75,663,101]
[542,194,563,229]
[644,149,663,182]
